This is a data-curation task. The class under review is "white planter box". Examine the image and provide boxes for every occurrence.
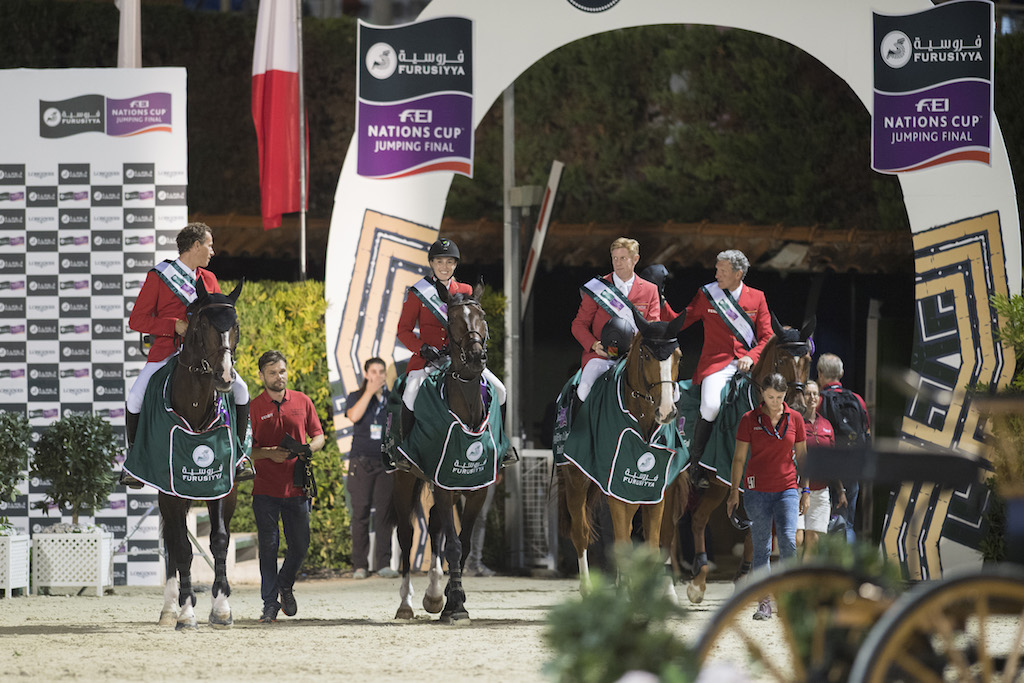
[0,534,31,598]
[32,531,113,597]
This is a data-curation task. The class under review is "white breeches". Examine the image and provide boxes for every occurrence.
[699,360,738,422]
[576,358,616,402]
[403,367,506,411]
[127,353,249,413]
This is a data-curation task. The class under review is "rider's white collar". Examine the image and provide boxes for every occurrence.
[175,257,198,282]
[612,272,635,295]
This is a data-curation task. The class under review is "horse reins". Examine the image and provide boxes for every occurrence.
[446,301,488,383]
[179,301,238,377]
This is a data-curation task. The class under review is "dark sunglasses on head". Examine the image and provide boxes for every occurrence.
[730,510,752,531]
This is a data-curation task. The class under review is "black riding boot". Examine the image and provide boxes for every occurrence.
[689,418,715,489]
[234,402,255,482]
[118,409,144,489]
[390,405,414,471]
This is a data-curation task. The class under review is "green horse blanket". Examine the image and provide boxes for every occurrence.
[676,372,756,487]
[394,364,509,491]
[123,357,252,500]
[562,361,687,504]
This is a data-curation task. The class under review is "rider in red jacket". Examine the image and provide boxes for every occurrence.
[396,238,505,427]
[571,237,660,403]
[120,223,251,488]
[681,249,773,486]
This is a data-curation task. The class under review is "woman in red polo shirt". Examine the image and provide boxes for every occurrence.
[726,372,809,621]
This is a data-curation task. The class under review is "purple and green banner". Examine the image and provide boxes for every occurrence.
[356,17,473,179]
[872,0,993,173]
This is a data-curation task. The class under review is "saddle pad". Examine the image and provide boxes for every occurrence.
[563,364,685,504]
[397,368,509,491]
[676,373,756,486]
[123,358,251,500]
[552,369,582,465]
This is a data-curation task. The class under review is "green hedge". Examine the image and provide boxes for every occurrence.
[223,279,351,570]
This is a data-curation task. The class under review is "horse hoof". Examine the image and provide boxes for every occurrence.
[439,611,470,625]
[686,582,706,604]
[158,610,178,627]
[175,619,198,631]
[423,595,444,614]
[209,612,233,629]
[395,606,415,620]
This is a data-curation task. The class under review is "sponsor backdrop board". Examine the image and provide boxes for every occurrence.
[0,68,187,586]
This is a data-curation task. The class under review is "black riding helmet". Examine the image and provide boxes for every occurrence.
[639,264,671,296]
[600,317,635,359]
[428,238,461,262]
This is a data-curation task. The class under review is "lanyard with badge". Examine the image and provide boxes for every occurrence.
[369,395,385,441]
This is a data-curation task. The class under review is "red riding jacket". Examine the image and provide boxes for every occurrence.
[128,263,221,363]
[397,277,473,372]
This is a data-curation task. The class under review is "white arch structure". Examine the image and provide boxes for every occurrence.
[325,0,1020,577]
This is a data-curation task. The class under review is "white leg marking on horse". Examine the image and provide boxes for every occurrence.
[578,549,591,593]
[177,599,197,630]
[664,575,679,605]
[656,358,676,422]
[422,557,445,614]
[158,578,178,626]
[209,591,232,628]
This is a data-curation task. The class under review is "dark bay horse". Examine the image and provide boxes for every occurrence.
[685,313,814,604]
[391,288,504,623]
[156,280,245,630]
[559,311,690,596]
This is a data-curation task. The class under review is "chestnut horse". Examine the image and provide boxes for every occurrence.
[154,280,246,629]
[559,311,689,595]
[390,289,505,623]
[684,314,814,604]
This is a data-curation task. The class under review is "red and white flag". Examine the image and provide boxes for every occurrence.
[252,0,307,230]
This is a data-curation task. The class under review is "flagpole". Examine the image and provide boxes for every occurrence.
[295,0,307,281]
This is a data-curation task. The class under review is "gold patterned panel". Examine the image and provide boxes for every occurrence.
[331,210,436,452]
[884,211,1013,579]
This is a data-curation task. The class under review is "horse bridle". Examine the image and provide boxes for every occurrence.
[180,301,238,376]
[447,302,487,383]
[745,339,811,395]
[628,339,678,406]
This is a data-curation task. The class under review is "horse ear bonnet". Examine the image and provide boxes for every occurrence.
[601,318,635,359]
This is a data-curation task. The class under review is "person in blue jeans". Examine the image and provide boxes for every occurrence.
[249,350,325,624]
[726,373,809,621]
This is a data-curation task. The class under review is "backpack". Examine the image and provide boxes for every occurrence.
[818,386,868,448]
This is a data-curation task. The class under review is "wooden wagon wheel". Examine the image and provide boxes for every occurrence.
[848,564,1024,683]
[696,565,894,682]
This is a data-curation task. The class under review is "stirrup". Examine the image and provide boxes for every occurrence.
[118,470,144,490]
[235,460,255,482]
[500,446,519,468]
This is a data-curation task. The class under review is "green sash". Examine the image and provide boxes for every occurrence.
[702,282,756,350]
[154,260,199,306]
[396,364,509,491]
[676,373,756,486]
[562,361,686,504]
[410,277,450,326]
[580,277,640,333]
[123,358,252,500]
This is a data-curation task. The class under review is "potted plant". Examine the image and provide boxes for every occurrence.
[0,410,31,598]
[30,414,119,596]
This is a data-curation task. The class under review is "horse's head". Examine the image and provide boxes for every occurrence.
[446,286,488,380]
[181,279,243,393]
[628,310,687,427]
[761,312,815,413]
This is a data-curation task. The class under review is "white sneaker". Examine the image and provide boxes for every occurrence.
[352,568,368,580]
[375,567,400,578]
[467,562,496,577]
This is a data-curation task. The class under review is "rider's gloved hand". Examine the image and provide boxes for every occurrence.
[420,344,441,362]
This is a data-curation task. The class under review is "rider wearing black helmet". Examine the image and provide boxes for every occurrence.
[639,264,679,322]
[600,317,635,360]
[396,237,505,422]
